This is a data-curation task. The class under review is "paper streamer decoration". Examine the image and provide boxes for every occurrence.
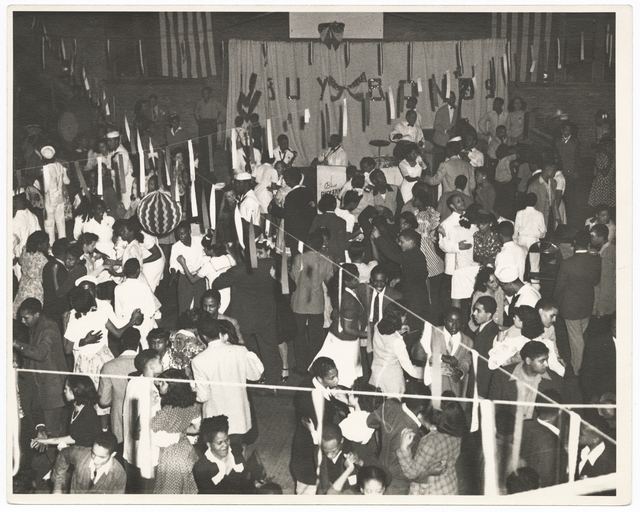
[557,38,562,69]
[264,218,271,238]
[471,65,478,90]
[188,140,197,217]
[445,70,451,98]
[105,102,110,116]
[337,267,343,333]
[117,154,126,199]
[502,55,509,84]
[231,129,238,171]
[41,36,45,70]
[388,87,395,120]
[470,350,480,433]
[209,186,217,234]
[136,128,146,195]
[201,189,210,231]
[530,45,537,73]
[208,135,215,175]
[279,219,289,295]
[417,77,423,93]
[431,343,442,411]
[96,157,104,195]
[164,151,171,186]
[73,161,90,199]
[266,119,274,159]
[344,249,350,263]
[507,41,512,76]
[378,43,383,75]
[148,138,156,167]
[609,34,613,67]
[581,32,585,61]
[304,109,311,124]
[606,24,610,53]
[480,400,499,496]
[311,387,326,485]
[342,99,348,137]
[248,221,258,269]
[567,411,581,483]
[60,38,67,60]
[139,39,145,75]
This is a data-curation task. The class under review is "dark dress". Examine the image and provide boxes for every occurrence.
[69,404,103,447]
[193,444,250,494]
[151,403,202,494]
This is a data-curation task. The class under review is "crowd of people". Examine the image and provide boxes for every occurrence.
[12,88,617,496]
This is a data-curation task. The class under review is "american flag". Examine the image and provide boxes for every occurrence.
[159,12,217,78]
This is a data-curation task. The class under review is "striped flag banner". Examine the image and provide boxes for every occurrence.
[492,12,554,82]
[159,12,217,78]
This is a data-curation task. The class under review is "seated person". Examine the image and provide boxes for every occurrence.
[193,415,252,494]
[52,432,126,494]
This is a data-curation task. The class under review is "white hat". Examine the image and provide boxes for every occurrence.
[75,275,99,287]
[449,136,462,142]
[234,172,252,181]
[495,266,519,283]
[40,146,55,159]
[106,131,120,138]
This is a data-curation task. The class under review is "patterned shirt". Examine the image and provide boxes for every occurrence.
[415,208,445,276]
[397,430,462,495]
[473,230,502,265]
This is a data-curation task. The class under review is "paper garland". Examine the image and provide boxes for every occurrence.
[388,87,395,120]
[266,119,274,158]
[136,128,145,195]
[342,98,347,137]
[96,156,103,196]
[188,139,197,217]
[445,70,451,98]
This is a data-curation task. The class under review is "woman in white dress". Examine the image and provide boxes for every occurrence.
[141,230,166,293]
[553,169,568,226]
[369,301,423,395]
[448,206,481,309]
[311,263,366,389]
[398,144,428,203]
[74,199,116,259]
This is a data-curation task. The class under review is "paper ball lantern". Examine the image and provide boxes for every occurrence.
[138,190,182,236]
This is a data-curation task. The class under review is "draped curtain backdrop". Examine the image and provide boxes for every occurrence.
[227,38,508,166]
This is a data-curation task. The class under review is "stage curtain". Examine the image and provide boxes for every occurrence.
[227,38,508,166]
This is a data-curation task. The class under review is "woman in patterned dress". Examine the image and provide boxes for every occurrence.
[588,135,616,209]
[13,231,49,319]
[152,368,202,494]
[396,398,468,495]
[472,210,501,267]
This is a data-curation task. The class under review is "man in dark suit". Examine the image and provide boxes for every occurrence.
[42,237,70,333]
[470,296,501,399]
[356,265,403,378]
[576,415,616,482]
[553,230,601,376]
[433,92,457,148]
[520,390,569,488]
[13,298,68,439]
[290,357,349,495]
[366,386,426,495]
[317,423,360,494]
[269,167,317,256]
[212,254,280,386]
[52,432,126,493]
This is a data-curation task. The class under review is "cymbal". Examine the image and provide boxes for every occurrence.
[369,139,391,147]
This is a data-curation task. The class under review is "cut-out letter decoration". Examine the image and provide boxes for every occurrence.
[318,21,345,50]
[267,78,276,100]
[458,78,474,100]
[368,78,386,102]
[485,57,496,99]
[237,73,262,118]
[286,77,301,100]
[317,77,329,101]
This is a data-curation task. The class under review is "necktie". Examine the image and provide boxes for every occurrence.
[507,293,519,322]
[89,468,97,488]
[372,293,380,325]
[447,337,454,355]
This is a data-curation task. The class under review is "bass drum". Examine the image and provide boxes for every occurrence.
[57,111,79,142]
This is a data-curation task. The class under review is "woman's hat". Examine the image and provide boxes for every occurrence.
[40,146,55,159]
[106,131,120,138]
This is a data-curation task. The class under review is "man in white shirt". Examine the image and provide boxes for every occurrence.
[577,419,615,481]
[114,260,159,348]
[477,97,509,143]
[169,221,206,315]
[232,172,262,249]
[319,134,348,167]
[274,134,296,165]
[494,221,527,282]
[13,193,41,279]
[122,349,164,493]
[390,110,425,146]
[495,266,542,324]
[107,131,135,210]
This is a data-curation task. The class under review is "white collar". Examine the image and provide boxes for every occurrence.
[579,441,606,473]
[313,377,332,401]
[574,249,588,254]
[402,403,422,427]
[120,350,137,357]
[89,456,113,482]
[537,418,560,437]
[477,320,493,333]
[329,450,343,465]
[443,330,461,353]
[204,448,244,480]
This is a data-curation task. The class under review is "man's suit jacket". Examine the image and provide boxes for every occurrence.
[488,363,565,435]
[42,258,68,320]
[310,212,348,263]
[526,177,557,228]
[433,104,456,147]
[270,186,317,252]
[97,352,137,444]
[431,331,474,398]
[577,442,616,480]
[521,419,569,488]
[553,252,601,320]
[356,283,403,324]
[366,398,421,494]
[52,446,126,493]
[472,321,501,398]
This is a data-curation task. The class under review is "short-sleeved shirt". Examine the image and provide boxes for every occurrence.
[65,300,118,356]
[329,289,364,341]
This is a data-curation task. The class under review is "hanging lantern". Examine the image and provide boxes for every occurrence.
[138,190,183,236]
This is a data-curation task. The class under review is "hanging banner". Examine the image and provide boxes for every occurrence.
[388,87,395,120]
[188,139,198,217]
[266,119,274,159]
[136,128,146,195]
[342,98,348,137]
[97,156,104,196]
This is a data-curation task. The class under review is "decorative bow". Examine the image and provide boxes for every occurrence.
[318,21,345,50]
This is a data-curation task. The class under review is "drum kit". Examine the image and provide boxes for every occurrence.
[369,137,435,168]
